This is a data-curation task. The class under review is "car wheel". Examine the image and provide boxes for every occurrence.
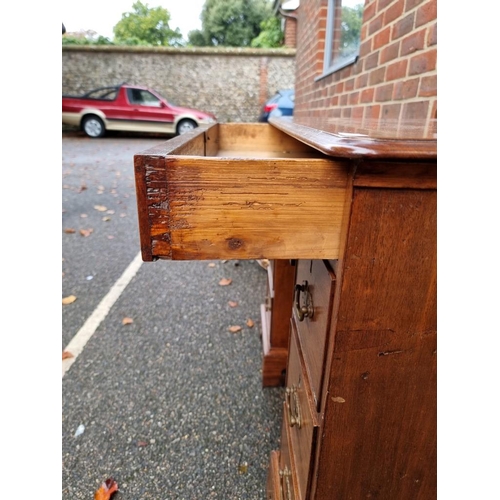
[176,119,197,135]
[82,115,105,138]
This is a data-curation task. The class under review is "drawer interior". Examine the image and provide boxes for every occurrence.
[134,123,350,262]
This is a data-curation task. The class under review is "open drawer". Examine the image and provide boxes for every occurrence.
[134,123,350,261]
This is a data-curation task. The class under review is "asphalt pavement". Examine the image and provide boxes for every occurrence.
[62,131,284,499]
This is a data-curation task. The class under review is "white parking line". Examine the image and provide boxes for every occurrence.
[62,251,143,378]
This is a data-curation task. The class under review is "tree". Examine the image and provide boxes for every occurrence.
[250,16,284,48]
[340,4,363,54]
[188,0,273,47]
[113,1,182,46]
[62,30,113,46]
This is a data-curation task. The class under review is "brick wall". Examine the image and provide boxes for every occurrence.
[294,0,437,128]
[62,46,296,123]
[284,15,298,47]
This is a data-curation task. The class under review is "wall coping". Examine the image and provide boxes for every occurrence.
[62,45,296,57]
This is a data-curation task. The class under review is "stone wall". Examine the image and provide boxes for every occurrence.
[62,46,296,123]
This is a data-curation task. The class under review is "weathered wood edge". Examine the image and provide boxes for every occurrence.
[269,117,437,160]
[133,124,216,261]
[133,153,155,261]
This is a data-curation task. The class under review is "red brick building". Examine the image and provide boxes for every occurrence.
[276,0,437,132]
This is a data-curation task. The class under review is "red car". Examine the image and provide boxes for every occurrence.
[62,83,216,138]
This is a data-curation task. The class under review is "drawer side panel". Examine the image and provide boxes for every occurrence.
[165,157,349,260]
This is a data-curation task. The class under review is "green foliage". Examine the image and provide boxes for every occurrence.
[62,30,114,45]
[250,16,284,48]
[189,0,273,47]
[186,29,207,47]
[340,4,363,51]
[113,1,183,46]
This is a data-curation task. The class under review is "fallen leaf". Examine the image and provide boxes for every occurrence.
[94,205,107,212]
[79,184,87,192]
[219,278,232,286]
[228,301,238,308]
[107,235,115,239]
[62,350,74,360]
[228,325,242,333]
[80,213,88,218]
[64,228,76,234]
[80,229,93,237]
[62,295,77,305]
[208,263,216,268]
[246,318,255,328]
[94,477,118,500]
[137,441,149,447]
[106,209,115,214]
[102,216,111,222]
[122,317,134,325]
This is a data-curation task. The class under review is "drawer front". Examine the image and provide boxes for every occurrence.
[266,451,282,500]
[279,410,299,500]
[293,259,336,409]
[285,322,320,500]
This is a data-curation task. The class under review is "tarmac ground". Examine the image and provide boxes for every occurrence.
[62,132,284,499]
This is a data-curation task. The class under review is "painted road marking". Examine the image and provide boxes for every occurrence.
[62,251,143,378]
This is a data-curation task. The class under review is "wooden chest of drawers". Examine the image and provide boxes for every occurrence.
[134,118,437,499]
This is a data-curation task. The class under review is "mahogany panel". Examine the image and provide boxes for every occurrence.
[280,405,300,500]
[286,321,319,500]
[266,450,281,500]
[336,188,437,334]
[313,186,437,499]
[293,260,336,409]
[270,117,437,160]
[270,260,296,348]
[315,331,437,499]
[353,161,437,189]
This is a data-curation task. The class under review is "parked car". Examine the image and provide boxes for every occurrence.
[258,89,294,122]
[62,83,216,138]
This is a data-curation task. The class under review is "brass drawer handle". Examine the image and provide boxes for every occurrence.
[294,280,314,321]
[279,465,292,500]
[286,385,302,428]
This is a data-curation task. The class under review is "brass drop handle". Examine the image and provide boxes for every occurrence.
[294,280,314,321]
[286,385,301,428]
[279,465,292,500]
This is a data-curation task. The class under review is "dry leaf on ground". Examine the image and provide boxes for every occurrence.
[219,278,232,286]
[94,205,107,212]
[62,295,77,305]
[228,301,238,308]
[208,263,216,268]
[80,229,93,237]
[64,228,76,234]
[246,318,255,328]
[228,325,242,333]
[122,317,134,325]
[62,351,74,360]
[94,477,118,500]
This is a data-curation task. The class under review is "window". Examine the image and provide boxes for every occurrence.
[127,88,162,107]
[323,0,364,75]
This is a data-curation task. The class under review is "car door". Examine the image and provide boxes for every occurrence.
[125,88,175,126]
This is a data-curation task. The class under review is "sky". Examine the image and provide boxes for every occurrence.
[63,0,206,40]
